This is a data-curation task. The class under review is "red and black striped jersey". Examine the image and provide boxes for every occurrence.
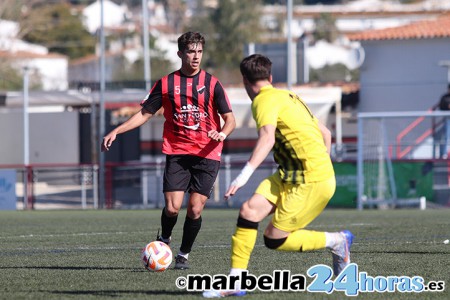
[140,69,232,161]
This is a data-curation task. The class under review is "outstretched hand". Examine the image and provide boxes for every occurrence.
[101,133,117,152]
[224,162,255,201]
[224,183,240,201]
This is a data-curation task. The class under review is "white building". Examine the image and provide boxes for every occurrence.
[82,0,131,34]
[347,14,450,113]
[0,19,68,91]
[0,51,68,91]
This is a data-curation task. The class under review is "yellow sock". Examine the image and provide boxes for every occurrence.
[231,227,258,269]
[277,229,326,252]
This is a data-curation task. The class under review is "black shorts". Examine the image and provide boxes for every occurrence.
[163,155,220,197]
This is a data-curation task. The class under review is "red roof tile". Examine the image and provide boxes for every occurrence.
[347,13,450,41]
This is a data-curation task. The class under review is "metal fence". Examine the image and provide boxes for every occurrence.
[357,111,450,210]
[3,155,278,210]
[11,164,99,210]
[2,134,449,211]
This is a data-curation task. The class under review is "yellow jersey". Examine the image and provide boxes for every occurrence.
[251,85,334,183]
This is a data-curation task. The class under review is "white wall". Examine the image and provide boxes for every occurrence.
[30,57,68,91]
[69,55,118,83]
[359,38,450,112]
[0,111,79,165]
[82,0,128,34]
[9,55,68,91]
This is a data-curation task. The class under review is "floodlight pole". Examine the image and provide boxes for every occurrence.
[287,0,293,90]
[98,0,106,209]
[142,0,151,91]
[23,67,29,167]
[23,66,30,209]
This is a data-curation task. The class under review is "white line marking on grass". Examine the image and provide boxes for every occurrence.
[0,224,374,239]
[354,241,445,245]
[308,223,375,228]
[5,239,442,254]
[0,231,142,239]
[196,223,376,233]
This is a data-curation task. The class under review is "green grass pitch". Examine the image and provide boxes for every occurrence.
[0,208,449,299]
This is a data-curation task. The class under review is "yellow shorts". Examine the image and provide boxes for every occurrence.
[255,172,336,232]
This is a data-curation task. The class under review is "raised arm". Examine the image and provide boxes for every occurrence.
[224,124,275,199]
[247,124,275,169]
[318,121,332,155]
[101,108,154,152]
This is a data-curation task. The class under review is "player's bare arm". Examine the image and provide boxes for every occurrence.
[224,124,275,199]
[247,124,276,167]
[318,121,332,155]
[101,108,153,152]
[207,112,236,142]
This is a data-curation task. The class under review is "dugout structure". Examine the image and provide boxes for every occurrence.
[357,110,450,210]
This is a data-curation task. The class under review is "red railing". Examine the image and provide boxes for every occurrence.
[395,103,441,158]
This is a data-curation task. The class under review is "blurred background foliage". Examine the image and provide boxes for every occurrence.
[0,0,368,89]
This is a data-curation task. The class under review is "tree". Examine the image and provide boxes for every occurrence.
[0,0,26,21]
[161,0,187,33]
[212,0,262,67]
[69,0,143,7]
[19,2,96,60]
[0,0,46,90]
[0,59,23,90]
[0,59,42,90]
[304,0,341,4]
[263,0,346,4]
[309,63,359,82]
[188,0,263,84]
[112,34,173,83]
[313,13,338,42]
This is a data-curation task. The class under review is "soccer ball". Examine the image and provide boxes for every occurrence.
[141,241,172,272]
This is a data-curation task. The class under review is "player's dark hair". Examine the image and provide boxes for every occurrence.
[178,31,205,52]
[240,54,272,84]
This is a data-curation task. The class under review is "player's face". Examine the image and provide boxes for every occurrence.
[178,43,203,75]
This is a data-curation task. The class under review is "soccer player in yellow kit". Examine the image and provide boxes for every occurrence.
[203,54,354,298]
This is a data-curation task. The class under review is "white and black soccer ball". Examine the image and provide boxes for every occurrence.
[141,241,172,272]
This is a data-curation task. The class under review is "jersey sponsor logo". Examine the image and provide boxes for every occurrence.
[197,86,206,94]
[181,104,199,113]
[183,123,200,131]
[175,104,208,128]
[174,112,209,121]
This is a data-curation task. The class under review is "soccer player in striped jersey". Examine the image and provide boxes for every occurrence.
[203,54,353,298]
[102,32,236,270]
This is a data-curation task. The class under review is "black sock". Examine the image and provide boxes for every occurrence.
[160,207,178,239]
[180,216,202,254]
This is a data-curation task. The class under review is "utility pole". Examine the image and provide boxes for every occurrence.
[142,0,151,91]
[99,0,106,208]
[287,0,293,89]
[23,66,30,209]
